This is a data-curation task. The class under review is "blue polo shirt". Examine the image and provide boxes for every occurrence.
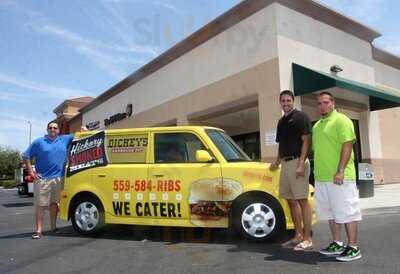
[22,134,74,179]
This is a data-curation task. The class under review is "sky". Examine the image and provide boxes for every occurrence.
[0,0,399,153]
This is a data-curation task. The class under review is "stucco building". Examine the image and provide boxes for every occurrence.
[69,0,400,184]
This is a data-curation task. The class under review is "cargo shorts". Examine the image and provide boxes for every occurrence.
[34,177,63,207]
[279,159,310,200]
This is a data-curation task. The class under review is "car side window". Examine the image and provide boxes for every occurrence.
[154,133,206,163]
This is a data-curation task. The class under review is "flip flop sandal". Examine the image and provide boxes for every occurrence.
[31,232,42,239]
[293,241,314,251]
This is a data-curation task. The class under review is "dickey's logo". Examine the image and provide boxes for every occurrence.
[106,134,148,163]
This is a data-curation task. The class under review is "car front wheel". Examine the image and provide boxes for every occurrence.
[71,196,105,235]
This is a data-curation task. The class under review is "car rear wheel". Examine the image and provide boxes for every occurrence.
[71,196,105,235]
[232,195,285,242]
[17,185,25,195]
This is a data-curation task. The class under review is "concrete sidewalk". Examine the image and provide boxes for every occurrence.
[360,183,400,210]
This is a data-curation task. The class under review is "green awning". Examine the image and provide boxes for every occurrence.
[292,63,400,111]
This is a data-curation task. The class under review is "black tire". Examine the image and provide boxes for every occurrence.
[232,194,285,242]
[17,185,24,195]
[71,196,105,236]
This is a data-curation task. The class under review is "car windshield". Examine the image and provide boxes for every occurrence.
[206,129,251,162]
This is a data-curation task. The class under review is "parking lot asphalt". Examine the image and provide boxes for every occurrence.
[1,187,400,274]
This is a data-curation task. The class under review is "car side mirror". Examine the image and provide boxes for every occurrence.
[195,150,213,163]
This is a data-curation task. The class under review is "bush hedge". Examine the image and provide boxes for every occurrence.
[1,179,16,188]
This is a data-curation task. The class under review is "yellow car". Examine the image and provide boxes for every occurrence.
[60,126,313,241]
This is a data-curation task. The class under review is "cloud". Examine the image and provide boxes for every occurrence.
[318,0,384,26]
[32,24,153,79]
[0,111,51,149]
[153,0,185,15]
[0,72,93,99]
[39,24,158,57]
[75,46,128,79]
[0,118,46,151]
[0,91,27,102]
[0,112,42,124]
[102,0,184,14]
[10,2,157,79]
[373,36,400,56]
[98,0,159,54]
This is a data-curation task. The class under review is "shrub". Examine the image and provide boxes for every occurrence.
[1,180,16,188]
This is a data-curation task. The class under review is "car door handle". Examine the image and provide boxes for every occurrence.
[154,174,164,178]
[97,174,106,178]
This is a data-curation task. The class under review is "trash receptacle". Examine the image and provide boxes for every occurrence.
[357,163,374,198]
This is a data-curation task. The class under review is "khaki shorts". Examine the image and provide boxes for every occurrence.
[34,177,63,207]
[315,181,362,224]
[279,159,310,200]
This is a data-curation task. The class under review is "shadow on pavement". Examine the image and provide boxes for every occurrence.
[0,225,334,265]
[227,243,335,265]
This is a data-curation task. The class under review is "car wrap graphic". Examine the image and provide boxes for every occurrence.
[67,132,149,176]
[109,176,243,228]
[67,131,108,177]
[189,178,242,227]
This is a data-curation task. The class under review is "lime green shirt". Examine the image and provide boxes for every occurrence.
[312,110,356,182]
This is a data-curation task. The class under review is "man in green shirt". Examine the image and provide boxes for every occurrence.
[312,92,362,262]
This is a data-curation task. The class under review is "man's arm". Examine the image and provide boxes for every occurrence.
[296,134,311,177]
[24,158,41,180]
[333,141,353,185]
[270,144,281,171]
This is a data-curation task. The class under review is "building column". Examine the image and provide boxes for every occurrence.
[259,93,282,162]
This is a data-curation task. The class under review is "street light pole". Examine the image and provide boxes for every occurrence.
[27,121,32,145]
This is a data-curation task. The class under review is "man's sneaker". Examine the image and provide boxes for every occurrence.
[319,242,345,256]
[336,246,362,262]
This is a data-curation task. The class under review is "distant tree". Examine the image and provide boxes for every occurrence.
[0,146,21,179]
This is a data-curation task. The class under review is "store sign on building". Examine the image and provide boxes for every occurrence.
[86,121,100,130]
[104,104,133,127]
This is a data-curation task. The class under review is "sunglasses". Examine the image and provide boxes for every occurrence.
[48,127,58,130]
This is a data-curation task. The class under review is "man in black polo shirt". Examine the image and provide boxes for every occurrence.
[270,90,313,251]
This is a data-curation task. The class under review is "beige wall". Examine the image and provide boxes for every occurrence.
[69,116,83,133]
[275,3,376,91]
[83,4,279,128]
[378,108,400,157]
[374,61,400,90]
[108,58,282,161]
[373,60,400,183]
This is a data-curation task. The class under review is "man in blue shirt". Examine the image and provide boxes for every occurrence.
[23,121,74,239]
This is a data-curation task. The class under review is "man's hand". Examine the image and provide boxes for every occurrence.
[269,162,280,171]
[80,126,88,131]
[296,161,305,178]
[334,170,344,185]
[28,170,42,181]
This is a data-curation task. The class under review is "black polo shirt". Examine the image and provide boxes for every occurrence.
[276,109,311,158]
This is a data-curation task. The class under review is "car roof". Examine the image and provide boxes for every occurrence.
[75,126,223,138]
